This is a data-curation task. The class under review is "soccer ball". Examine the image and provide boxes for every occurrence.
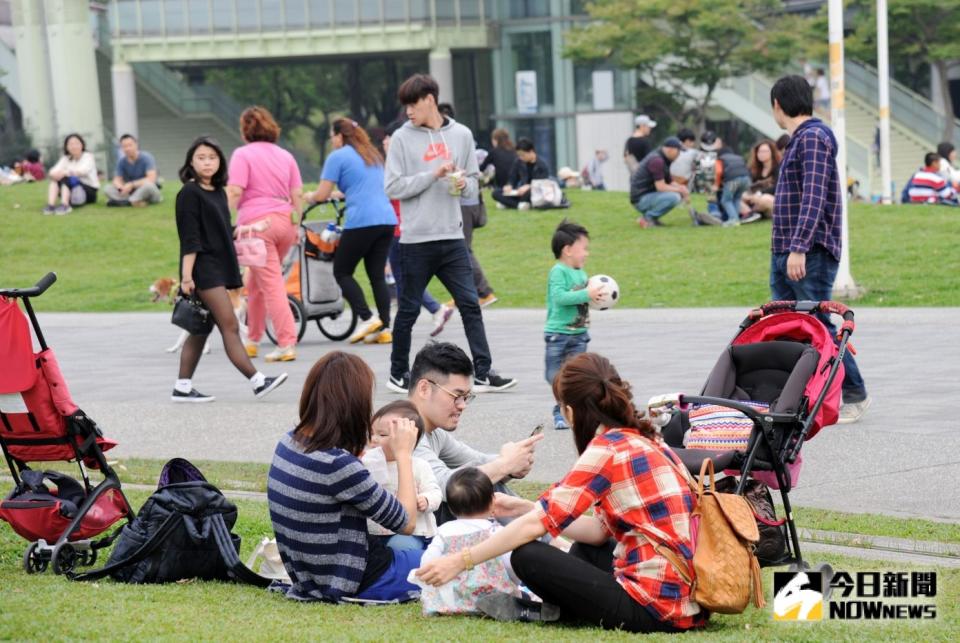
[588,274,620,310]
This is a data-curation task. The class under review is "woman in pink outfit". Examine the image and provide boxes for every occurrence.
[227,106,303,362]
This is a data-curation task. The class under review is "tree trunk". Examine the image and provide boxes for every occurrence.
[934,59,956,142]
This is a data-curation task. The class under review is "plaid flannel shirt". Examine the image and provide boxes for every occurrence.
[772,118,842,260]
[537,428,706,629]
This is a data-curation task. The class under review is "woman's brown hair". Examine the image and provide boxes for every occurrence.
[294,352,374,456]
[552,353,656,454]
[333,118,383,166]
[240,106,281,143]
[492,128,514,151]
[748,139,782,182]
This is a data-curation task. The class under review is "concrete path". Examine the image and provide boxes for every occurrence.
[25,307,960,522]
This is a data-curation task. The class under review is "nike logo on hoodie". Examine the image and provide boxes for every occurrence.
[423,142,451,162]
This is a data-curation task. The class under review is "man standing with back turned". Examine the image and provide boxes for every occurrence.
[768,75,870,424]
[384,73,517,394]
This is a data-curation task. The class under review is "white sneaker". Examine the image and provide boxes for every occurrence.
[348,317,384,344]
[837,397,871,424]
[518,202,531,211]
[430,305,454,337]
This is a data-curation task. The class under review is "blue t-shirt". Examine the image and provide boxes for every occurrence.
[320,146,397,229]
[115,151,157,182]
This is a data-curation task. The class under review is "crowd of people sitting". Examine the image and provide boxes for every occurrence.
[903,147,960,206]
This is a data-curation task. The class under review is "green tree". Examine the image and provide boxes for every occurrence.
[844,0,960,141]
[565,0,801,132]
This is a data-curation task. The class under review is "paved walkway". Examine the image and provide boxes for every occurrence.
[29,307,960,522]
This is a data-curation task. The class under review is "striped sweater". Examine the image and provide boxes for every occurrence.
[267,432,409,601]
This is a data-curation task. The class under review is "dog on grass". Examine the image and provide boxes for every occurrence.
[150,279,248,354]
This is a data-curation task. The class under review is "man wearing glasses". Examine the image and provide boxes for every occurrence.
[409,343,543,525]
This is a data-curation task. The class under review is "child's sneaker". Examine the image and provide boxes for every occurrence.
[348,316,383,343]
[554,416,570,430]
[245,343,259,358]
[264,345,296,362]
[54,205,72,215]
[430,305,454,337]
[42,205,56,215]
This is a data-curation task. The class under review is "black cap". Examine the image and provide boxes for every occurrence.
[662,136,683,149]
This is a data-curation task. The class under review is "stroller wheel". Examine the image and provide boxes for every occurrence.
[316,300,358,341]
[52,542,78,575]
[23,542,48,574]
[264,296,307,345]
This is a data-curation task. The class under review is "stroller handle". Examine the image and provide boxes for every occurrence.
[300,198,345,224]
[0,272,57,299]
[750,300,855,329]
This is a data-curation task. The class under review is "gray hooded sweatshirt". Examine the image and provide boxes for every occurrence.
[384,117,480,244]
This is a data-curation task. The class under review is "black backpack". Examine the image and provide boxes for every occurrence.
[71,458,270,586]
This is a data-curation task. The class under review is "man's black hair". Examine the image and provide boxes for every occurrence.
[409,342,474,391]
[925,151,940,167]
[516,137,535,153]
[397,74,439,106]
[178,135,228,188]
[119,133,137,143]
[438,102,455,118]
[770,75,814,118]
[677,128,696,143]
[445,467,494,517]
[25,149,40,163]
[551,219,589,259]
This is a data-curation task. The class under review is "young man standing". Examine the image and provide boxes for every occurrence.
[769,75,870,423]
[384,74,516,393]
[406,343,542,523]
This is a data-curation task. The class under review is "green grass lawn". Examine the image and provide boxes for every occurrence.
[1,486,956,641]
[2,182,958,310]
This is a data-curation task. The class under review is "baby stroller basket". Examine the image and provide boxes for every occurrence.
[0,273,134,575]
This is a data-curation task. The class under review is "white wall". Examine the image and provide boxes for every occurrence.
[575,111,634,192]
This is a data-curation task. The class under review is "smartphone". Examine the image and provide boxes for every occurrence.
[529,424,544,437]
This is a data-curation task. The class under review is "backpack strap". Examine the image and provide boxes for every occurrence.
[207,512,273,588]
[69,512,180,582]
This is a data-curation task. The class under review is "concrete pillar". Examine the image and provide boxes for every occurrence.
[111,62,138,139]
[43,0,105,159]
[429,48,454,105]
[11,0,56,151]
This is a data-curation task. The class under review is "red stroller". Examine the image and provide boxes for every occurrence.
[0,273,133,574]
[653,300,854,569]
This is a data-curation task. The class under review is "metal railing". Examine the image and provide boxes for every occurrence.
[108,0,489,38]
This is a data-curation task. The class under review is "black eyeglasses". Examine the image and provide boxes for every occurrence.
[426,379,476,405]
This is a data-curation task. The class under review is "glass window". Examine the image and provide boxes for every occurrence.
[436,0,455,21]
[163,0,187,35]
[460,0,483,20]
[259,0,282,29]
[508,0,549,18]
[384,1,406,22]
[308,0,332,28]
[574,64,630,110]
[409,0,429,21]
[188,1,211,34]
[452,51,495,143]
[359,0,380,24]
[235,0,259,31]
[505,31,554,112]
[211,0,235,33]
[284,0,308,29]
[138,0,163,36]
[334,0,356,25]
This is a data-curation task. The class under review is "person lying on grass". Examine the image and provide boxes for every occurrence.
[415,352,707,633]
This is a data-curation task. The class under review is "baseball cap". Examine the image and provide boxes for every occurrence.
[700,130,720,151]
[634,114,657,128]
[662,136,683,149]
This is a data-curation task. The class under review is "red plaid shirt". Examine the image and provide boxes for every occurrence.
[537,428,707,629]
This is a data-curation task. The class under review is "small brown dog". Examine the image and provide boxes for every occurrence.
[149,277,179,303]
[151,278,249,354]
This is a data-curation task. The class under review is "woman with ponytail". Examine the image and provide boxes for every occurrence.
[306,118,398,344]
[415,353,706,633]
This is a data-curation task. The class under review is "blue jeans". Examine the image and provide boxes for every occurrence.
[374,534,429,552]
[389,237,440,314]
[545,331,590,422]
[720,175,751,223]
[770,247,867,402]
[634,191,682,220]
[391,239,492,380]
[354,547,423,602]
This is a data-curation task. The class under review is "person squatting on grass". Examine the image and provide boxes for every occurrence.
[362,401,442,551]
[44,133,99,215]
[544,220,604,430]
[408,467,527,616]
[415,353,706,632]
[172,136,287,404]
[383,73,515,394]
[267,352,423,602]
[306,118,398,345]
[227,106,303,363]
[768,75,870,424]
[406,342,543,525]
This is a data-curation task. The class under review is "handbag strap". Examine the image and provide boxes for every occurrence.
[208,513,273,588]
[70,512,180,582]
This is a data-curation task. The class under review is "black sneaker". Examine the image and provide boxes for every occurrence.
[254,373,288,399]
[171,388,215,403]
[386,373,409,394]
[106,199,132,207]
[474,373,517,393]
[476,592,561,622]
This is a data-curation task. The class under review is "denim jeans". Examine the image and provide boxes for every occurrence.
[720,175,751,223]
[634,191,682,220]
[388,237,440,314]
[545,331,591,422]
[391,239,492,380]
[371,534,429,552]
[770,247,867,402]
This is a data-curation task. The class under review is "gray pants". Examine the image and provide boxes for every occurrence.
[105,182,162,205]
[460,201,493,298]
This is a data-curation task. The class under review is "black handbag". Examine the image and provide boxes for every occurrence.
[171,290,214,335]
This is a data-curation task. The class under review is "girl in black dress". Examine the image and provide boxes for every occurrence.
[172,136,287,402]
